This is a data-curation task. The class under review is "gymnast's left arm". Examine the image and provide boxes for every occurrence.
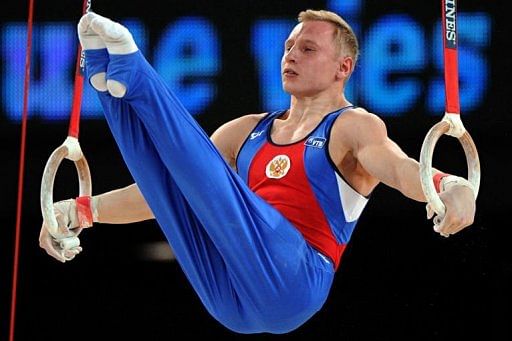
[349,111,476,236]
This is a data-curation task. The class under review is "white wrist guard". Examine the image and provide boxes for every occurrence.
[439,175,475,193]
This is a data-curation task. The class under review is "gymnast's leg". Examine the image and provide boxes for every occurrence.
[79,12,333,333]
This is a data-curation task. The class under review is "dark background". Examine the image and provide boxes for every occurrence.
[2,0,510,340]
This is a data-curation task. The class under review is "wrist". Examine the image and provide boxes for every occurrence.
[91,196,99,222]
[439,175,475,193]
[75,195,99,228]
[433,172,449,193]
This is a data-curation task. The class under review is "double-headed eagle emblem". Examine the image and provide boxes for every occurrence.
[265,154,291,179]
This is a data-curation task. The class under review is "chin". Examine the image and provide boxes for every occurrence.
[283,83,302,95]
[284,87,314,98]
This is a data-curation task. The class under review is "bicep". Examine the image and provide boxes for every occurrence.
[357,137,411,189]
[210,124,237,169]
[353,115,411,190]
[210,114,264,170]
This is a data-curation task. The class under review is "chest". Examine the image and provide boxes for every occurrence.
[240,135,333,190]
[236,111,341,183]
[270,121,319,145]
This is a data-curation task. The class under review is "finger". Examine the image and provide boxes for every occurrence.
[63,248,81,259]
[64,247,80,255]
[426,204,434,219]
[431,216,450,237]
[433,224,442,234]
[63,253,76,261]
[57,237,82,261]
[45,238,67,263]
[59,236,80,250]
[433,213,445,232]
[434,218,456,236]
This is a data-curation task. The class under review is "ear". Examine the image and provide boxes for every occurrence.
[335,56,353,81]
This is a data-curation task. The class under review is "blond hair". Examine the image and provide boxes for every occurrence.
[298,9,359,66]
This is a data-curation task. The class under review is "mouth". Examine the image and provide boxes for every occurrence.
[283,68,298,76]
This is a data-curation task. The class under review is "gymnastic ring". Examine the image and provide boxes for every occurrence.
[419,119,480,217]
[40,136,92,238]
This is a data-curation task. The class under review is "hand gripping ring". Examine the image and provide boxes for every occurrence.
[419,116,480,217]
[40,136,92,238]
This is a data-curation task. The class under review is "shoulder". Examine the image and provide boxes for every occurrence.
[210,112,268,167]
[335,106,385,127]
[332,107,388,140]
[211,112,267,143]
[213,112,267,134]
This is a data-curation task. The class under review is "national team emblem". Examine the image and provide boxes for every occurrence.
[265,154,291,179]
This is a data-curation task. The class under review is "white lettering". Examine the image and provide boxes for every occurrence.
[445,0,456,43]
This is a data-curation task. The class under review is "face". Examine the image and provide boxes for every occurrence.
[281,20,349,98]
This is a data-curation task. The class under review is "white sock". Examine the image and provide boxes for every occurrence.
[77,12,106,50]
[88,12,138,55]
[78,13,107,91]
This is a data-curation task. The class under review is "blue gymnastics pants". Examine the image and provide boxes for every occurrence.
[85,49,334,334]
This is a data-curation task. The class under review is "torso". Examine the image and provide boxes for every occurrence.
[234,107,370,270]
[227,106,377,196]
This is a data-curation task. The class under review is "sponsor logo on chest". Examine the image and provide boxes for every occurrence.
[250,130,265,140]
[305,136,326,148]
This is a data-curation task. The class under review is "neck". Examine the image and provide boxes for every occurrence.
[287,91,350,121]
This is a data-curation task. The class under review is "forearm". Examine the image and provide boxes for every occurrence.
[394,158,427,202]
[94,183,154,224]
[395,158,448,202]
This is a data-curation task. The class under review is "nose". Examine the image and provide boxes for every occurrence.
[284,45,297,63]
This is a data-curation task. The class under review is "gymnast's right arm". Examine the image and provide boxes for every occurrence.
[40,113,262,261]
[39,183,153,262]
[93,183,154,223]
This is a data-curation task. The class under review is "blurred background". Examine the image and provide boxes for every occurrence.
[1,0,510,339]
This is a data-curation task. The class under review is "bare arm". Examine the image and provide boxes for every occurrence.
[347,110,475,235]
[210,113,266,170]
[94,183,154,223]
[347,111,428,201]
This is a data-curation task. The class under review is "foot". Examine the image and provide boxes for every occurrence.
[77,12,106,51]
[78,13,108,91]
[78,12,138,96]
[85,12,138,55]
